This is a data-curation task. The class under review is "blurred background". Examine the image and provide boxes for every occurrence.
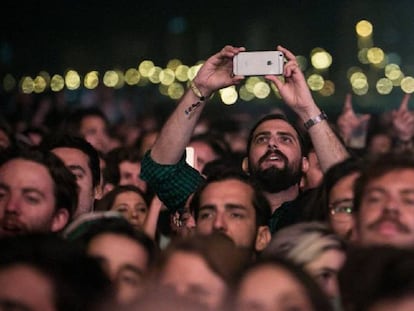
[1,0,414,119]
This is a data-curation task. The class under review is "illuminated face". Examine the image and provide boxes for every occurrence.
[196,179,258,250]
[305,249,346,299]
[0,264,56,311]
[357,169,414,248]
[247,119,303,193]
[87,233,149,304]
[119,161,147,192]
[0,159,68,236]
[159,251,226,310]
[111,191,148,229]
[236,264,314,311]
[80,116,110,153]
[52,147,96,218]
[328,172,359,240]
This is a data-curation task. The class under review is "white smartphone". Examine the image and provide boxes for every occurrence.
[185,146,195,168]
[233,51,284,76]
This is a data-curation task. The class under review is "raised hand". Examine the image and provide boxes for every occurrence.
[336,93,370,145]
[265,45,319,120]
[193,45,246,97]
[392,94,414,141]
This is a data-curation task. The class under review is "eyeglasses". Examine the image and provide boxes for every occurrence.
[329,198,353,216]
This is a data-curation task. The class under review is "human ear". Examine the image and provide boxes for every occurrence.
[255,225,271,252]
[51,208,70,232]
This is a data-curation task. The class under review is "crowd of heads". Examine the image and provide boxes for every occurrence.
[2,49,414,311]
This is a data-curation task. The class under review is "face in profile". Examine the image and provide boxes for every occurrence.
[111,191,148,229]
[159,250,227,310]
[236,264,314,311]
[0,159,68,236]
[52,147,96,218]
[329,172,359,240]
[357,169,414,248]
[87,233,150,304]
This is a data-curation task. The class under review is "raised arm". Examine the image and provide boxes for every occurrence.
[151,45,246,164]
[337,93,371,146]
[266,45,349,172]
[392,94,414,150]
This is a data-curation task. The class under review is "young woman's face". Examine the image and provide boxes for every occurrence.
[111,191,148,229]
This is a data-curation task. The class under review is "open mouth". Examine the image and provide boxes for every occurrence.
[1,219,24,235]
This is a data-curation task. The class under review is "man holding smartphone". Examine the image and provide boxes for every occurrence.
[141,45,348,244]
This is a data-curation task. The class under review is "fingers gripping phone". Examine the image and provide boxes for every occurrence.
[233,51,284,76]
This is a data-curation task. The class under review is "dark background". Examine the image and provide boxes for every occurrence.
[1,0,414,113]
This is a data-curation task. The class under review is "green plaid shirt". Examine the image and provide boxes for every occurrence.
[140,150,205,212]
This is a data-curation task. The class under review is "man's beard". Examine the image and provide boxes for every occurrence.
[249,150,302,193]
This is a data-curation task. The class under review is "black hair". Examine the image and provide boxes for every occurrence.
[0,234,113,311]
[0,146,78,221]
[190,169,271,228]
[302,157,363,222]
[246,113,306,157]
[354,151,414,213]
[41,134,101,188]
[95,184,150,212]
[339,246,414,311]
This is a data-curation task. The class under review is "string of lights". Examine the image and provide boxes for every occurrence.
[2,20,414,105]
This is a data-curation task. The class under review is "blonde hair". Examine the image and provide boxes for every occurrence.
[263,222,345,267]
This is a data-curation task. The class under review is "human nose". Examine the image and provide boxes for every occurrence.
[4,195,20,213]
[213,213,227,232]
[383,196,400,213]
[267,137,278,150]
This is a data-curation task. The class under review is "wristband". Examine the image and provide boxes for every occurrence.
[189,81,206,101]
[304,111,328,130]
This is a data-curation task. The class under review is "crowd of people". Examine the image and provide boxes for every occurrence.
[1,45,414,311]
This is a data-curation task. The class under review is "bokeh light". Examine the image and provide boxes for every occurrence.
[401,76,414,93]
[307,74,324,91]
[356,20,373,37]
[3,74,16,92]
[220,86,238,105]
[310,48,332,70]
[159,68,175,86]
[367,47,385,64]
[168,82,185,99]
[175,65,189,82]
[376,78,393,95]
[139,60,155,77]
[21,76,34,94]
[319,80,335,96]
[84,71,99,89]
[253,81,271,99]
[65,70,81,90]
[33,76,47,93]
[239,85,255,101]
[103,70,119,87]
[50,74,65,92]
[125,68,140,85]
[148,66,162,84]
